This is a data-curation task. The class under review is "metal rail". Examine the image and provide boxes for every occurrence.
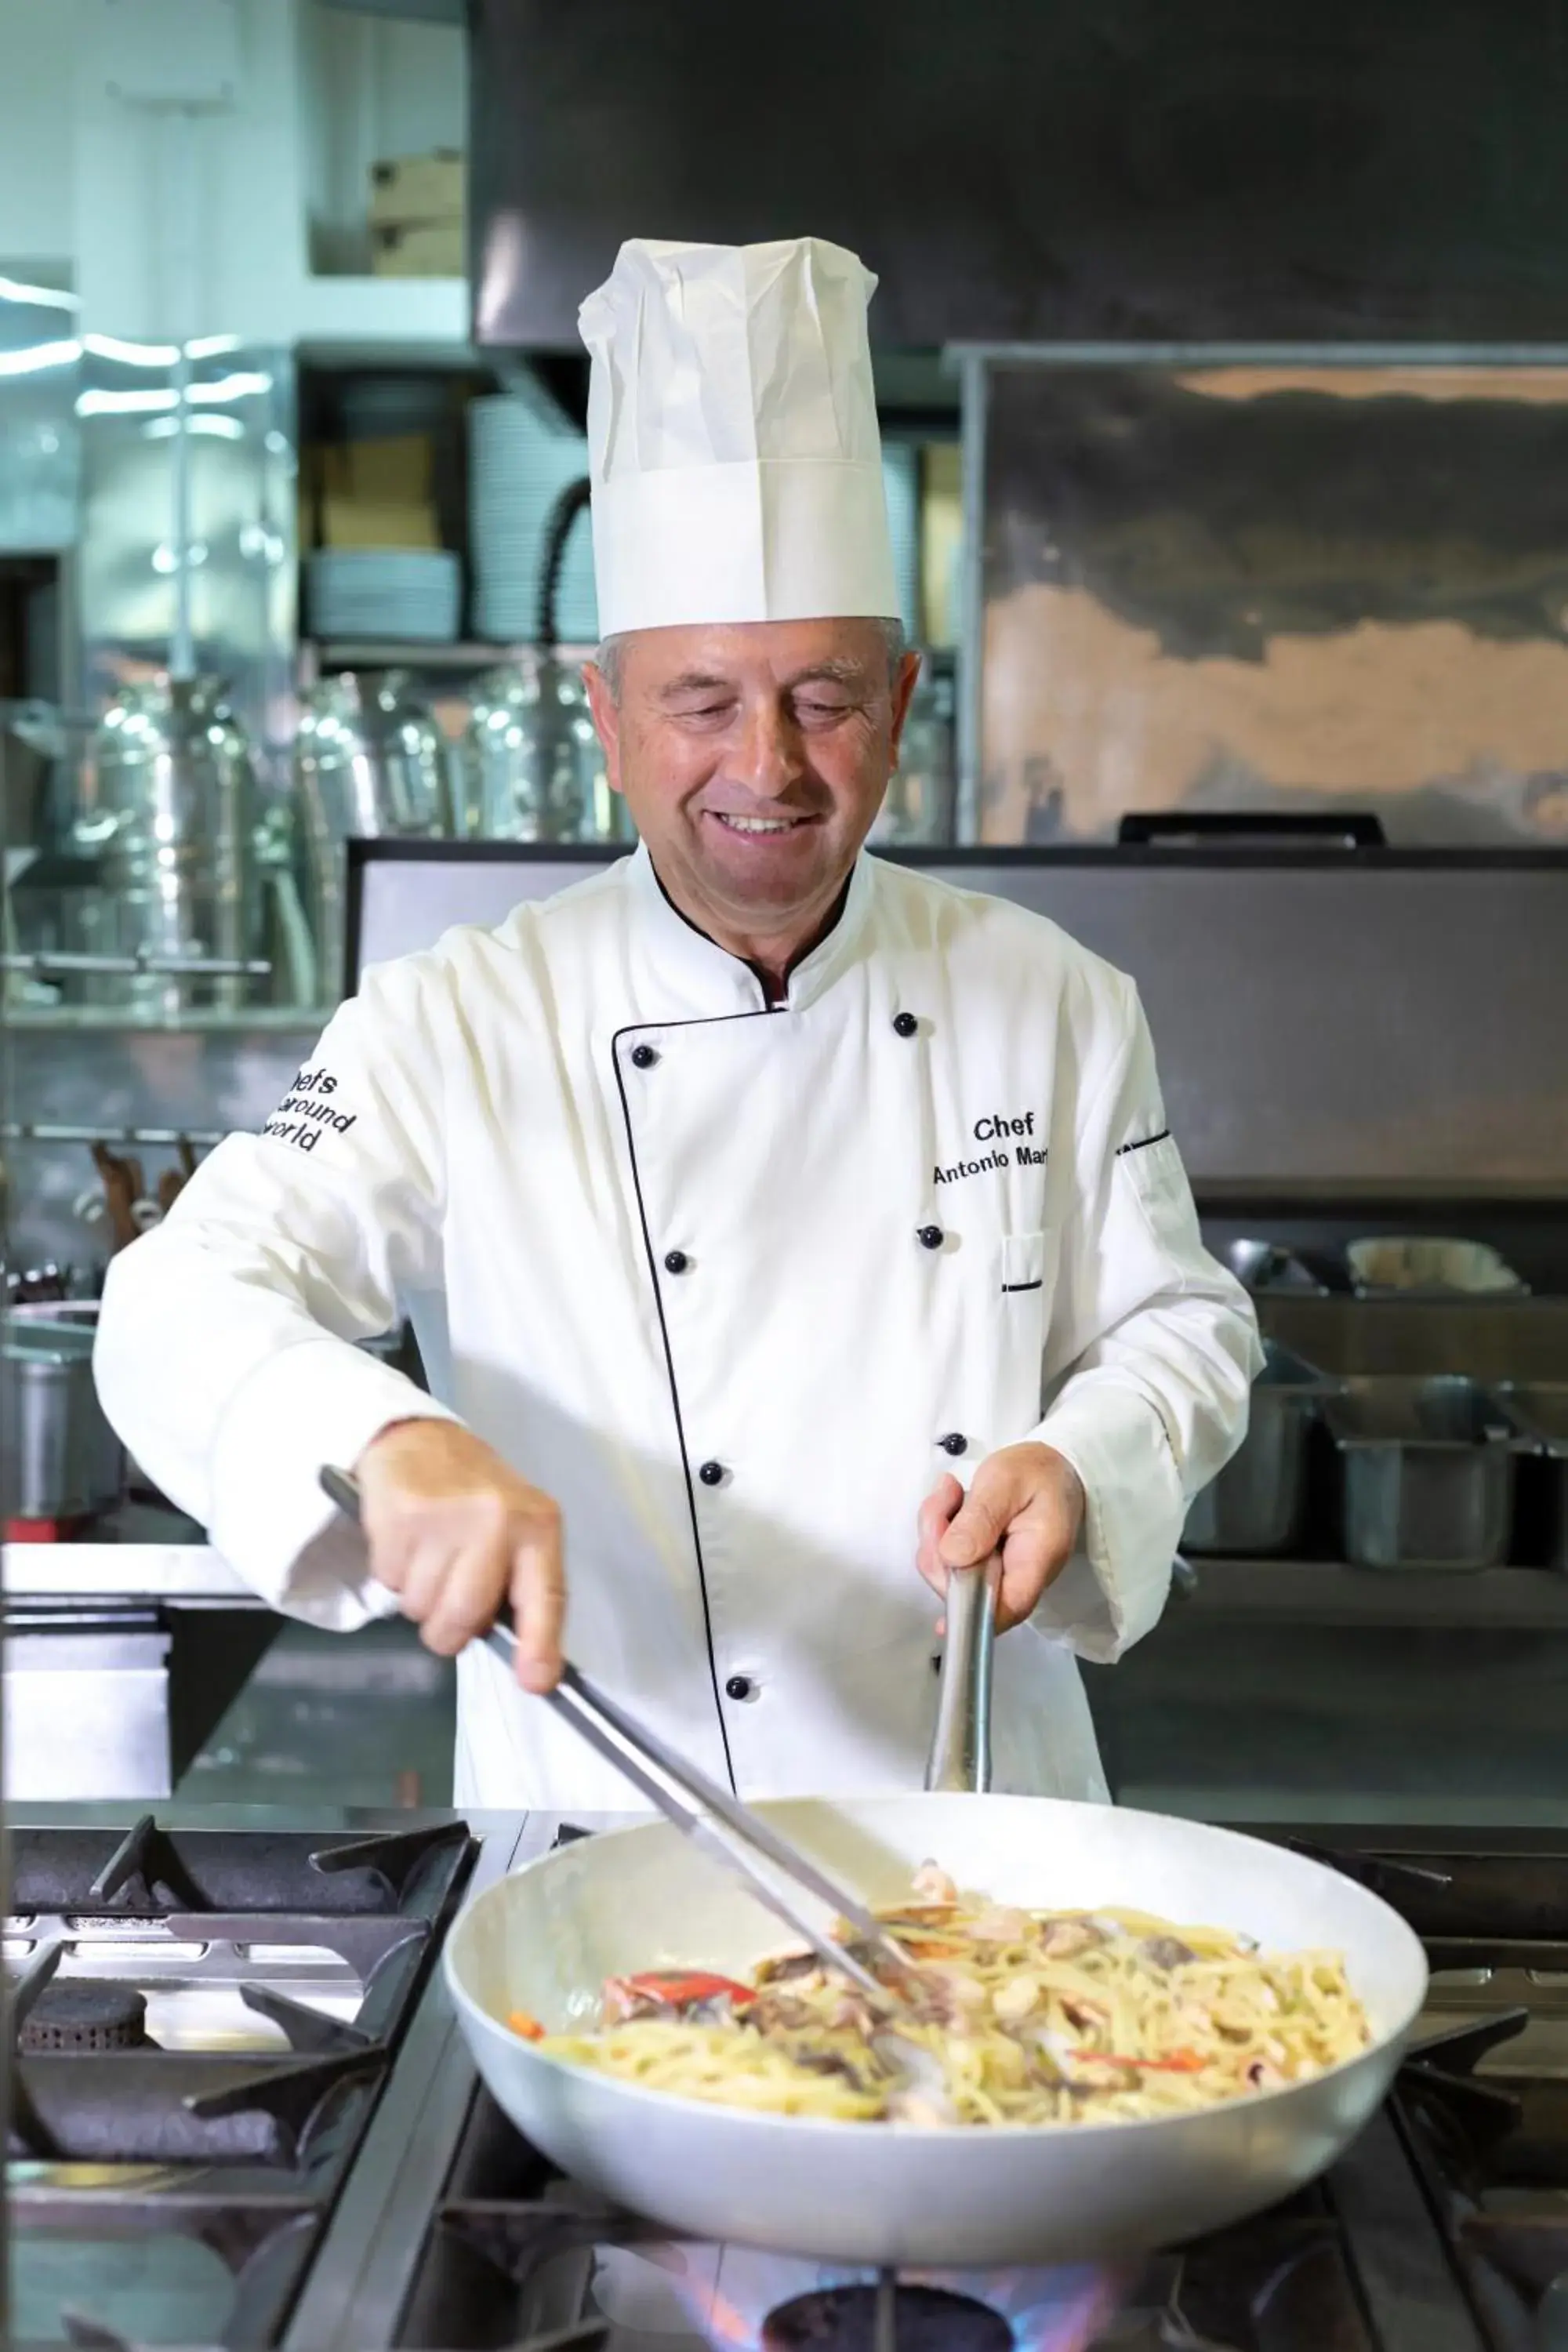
[281,1813,555,2351]
[0,1121,229,1146]
[2,951,272,978]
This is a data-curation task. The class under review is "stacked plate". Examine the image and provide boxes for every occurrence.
[880,444,922,637]
[307,549,461,644]
[469,394,598,646]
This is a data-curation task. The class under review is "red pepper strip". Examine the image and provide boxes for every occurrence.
[507,2009,546,2042]
[609,1970,757,2009]
[1092,2049,1207,2073]
[898,1938,970,1961]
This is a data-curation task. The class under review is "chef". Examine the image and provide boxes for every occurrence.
[95,235,1260,1811]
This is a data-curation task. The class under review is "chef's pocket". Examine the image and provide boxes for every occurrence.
[995,1230,1053,1419]
[1000,1231,1048,1297]
[1117,1132,1193,1247]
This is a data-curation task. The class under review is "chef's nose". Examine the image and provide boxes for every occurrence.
[728,695,802,800]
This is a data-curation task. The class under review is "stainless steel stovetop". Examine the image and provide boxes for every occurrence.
[13,1809,1568,2352]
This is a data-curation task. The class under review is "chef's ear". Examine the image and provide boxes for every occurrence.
[582,659,625,793]
[887,648,923,761]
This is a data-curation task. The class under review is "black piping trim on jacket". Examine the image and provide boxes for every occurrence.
[1116,1128,1171,1157]
[611,1007,782,1795]
[645,858,854,1006]
[1001,1279,1044,1294]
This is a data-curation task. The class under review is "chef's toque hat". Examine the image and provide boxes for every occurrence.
[578,236,899,638]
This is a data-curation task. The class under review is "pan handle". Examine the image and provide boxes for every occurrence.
[924,1559,999,1795]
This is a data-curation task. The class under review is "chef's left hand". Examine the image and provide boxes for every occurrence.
[916,1443,1086,1632]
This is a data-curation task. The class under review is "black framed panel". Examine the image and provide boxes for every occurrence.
[347,842,1568,1193]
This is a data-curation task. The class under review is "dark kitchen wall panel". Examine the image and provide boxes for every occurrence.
[470,0,1568,349]
[979,361,1568,844]
[346,843,1568,1192]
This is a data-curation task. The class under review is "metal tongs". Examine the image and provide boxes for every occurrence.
[320,1465,997,2009]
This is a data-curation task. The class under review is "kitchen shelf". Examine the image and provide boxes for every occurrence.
[1181,1559,1568,1628]
[5,1006,328,1033]
[2,1545,257,1606]
[292,274,469,358]
[303,639,597,673]
[8,1543,1563,1622]
[301,641,953,674]
[318,0,464,21]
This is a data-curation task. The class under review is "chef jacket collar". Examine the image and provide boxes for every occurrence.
[628,840,876,1016]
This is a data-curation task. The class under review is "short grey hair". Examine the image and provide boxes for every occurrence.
[593,617,907,703]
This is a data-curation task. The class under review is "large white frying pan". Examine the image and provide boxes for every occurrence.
[445,1791,1428,2267]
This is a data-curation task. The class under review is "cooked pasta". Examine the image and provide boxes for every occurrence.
[520,1861,1370,2126]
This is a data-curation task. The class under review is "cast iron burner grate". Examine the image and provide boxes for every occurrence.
[760,2281,1011,2351]
[8,1815,473,1917]
[19,1982,149,2054]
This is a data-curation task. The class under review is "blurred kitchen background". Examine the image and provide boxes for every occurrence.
[2,0,1568,1828]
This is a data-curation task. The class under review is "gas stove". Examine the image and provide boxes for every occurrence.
[14,1815,1568,2350]
[5,1807,481,2350]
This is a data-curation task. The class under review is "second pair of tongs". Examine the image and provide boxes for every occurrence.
[319,1465,975,2007]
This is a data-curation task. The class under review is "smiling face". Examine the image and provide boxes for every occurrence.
[583,619,921,976]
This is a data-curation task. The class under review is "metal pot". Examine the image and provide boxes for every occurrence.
[3,1302,122,1525]
[78,677,257,1014]
[1,699,67,854]
[294,671,450,999]
[869,666,956,845]
[1182,1341,1335,1555]
[458,657,614,843]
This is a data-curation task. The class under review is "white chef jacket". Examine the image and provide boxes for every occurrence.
[95,846,1259,1810]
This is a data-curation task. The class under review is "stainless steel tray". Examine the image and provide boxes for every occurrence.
[1222,1240,1330,1297]
[1182,1341,1336,1556]
[1325,1375,1520,1573]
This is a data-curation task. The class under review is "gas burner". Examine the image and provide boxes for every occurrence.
[5,1808,483,2352]
[19,1982,150,2054]
[759,2281,1011,2352]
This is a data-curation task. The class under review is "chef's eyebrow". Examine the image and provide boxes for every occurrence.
[787,659,873,691]
[656,659,872,701]
[657,671,734,699]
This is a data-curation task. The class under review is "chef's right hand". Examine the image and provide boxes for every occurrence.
[351,1420,565,1693]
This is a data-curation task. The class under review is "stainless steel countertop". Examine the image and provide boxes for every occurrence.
[1180,1558,1568,1628]
[3,1501,257,1606]
[10,1531,1568,1624]
[3,1544,256,1603]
